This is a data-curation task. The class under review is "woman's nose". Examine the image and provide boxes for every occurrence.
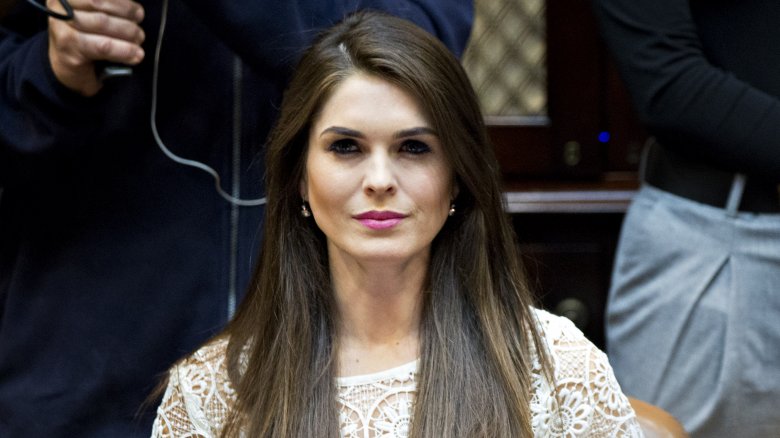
[363,151,397,196]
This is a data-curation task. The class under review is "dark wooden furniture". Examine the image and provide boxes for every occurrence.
[491,0,649,348]
[505,177,636,349]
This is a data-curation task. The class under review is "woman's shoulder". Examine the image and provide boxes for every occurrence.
[531,306,586,346]
[151,337,236,438]
[528,307,643,437]
[170,335,236,402]
[178,336,231,371]
[530,306,618,385]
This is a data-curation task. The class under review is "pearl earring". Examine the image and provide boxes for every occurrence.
[448,204,456,216]
[301,202,311,218]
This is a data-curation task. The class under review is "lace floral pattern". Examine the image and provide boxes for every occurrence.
[337,362,418,438]
[528,311,642,437]
[151,309,642,437]
[151,341,235,438]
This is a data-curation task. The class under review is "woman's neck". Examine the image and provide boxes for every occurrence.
[329,250,427,377]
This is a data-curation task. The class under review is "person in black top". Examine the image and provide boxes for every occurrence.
[593,1,780,436]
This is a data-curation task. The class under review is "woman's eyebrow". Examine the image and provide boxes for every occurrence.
[320,126,364,138]
[393,127,437,139]
[319,126,436,139]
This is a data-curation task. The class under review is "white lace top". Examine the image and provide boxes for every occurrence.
[151,309,642,437]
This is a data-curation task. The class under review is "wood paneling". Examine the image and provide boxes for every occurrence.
[488,1,649,346]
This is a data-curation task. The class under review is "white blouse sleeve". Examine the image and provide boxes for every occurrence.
[530,309,644,437]
[150,339,234,438]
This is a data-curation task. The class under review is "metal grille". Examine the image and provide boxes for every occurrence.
[462,0,547,117]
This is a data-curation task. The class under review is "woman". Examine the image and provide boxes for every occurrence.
[152,11,641,437]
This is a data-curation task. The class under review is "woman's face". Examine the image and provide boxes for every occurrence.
[302,73,456,267]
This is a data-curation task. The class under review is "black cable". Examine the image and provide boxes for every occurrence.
[25,0,73,20]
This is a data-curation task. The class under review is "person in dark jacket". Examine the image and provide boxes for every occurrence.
[0,1,472,436]
[593,1,780,437]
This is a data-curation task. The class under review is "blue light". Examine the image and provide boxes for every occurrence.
[598,131,611,143]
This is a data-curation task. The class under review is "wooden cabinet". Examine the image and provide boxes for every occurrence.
[488,0,646,180]
[477,0,649,347]
[505,179,636,349]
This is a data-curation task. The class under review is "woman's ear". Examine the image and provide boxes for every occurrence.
[299,176,308,201]
[450,178,460,201]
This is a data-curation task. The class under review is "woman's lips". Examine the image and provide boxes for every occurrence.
[353,210,406,230]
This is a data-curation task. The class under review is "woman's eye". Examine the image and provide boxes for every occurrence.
[327,139,359,155]
[400,140,431,155]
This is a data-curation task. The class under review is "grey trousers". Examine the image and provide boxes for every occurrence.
[607,184,780,437]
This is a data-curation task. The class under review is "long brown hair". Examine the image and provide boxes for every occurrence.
[222,11,554,437]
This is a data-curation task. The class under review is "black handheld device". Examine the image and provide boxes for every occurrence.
[25,0,133,80]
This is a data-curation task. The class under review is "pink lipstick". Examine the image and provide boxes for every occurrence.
[353,210,406,230]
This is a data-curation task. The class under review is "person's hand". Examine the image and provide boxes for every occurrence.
[47,0,145,96]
